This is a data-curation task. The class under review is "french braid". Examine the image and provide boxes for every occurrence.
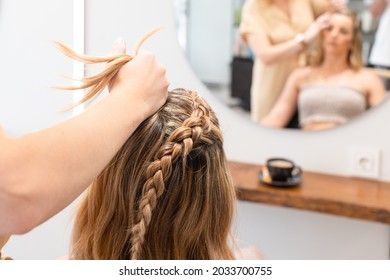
[130,90,218,260]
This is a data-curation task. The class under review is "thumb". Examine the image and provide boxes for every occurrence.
[112,36,126,54]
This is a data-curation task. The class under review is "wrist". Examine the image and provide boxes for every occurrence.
[294,33,307,48]
[107,87,147,126]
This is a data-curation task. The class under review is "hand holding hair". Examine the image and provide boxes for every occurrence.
[303,12,331,44]
[53,28,167,113]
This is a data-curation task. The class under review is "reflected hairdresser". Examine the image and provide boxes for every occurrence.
[174,0,389,132]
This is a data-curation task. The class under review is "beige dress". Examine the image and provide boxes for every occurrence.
[240,0,329,123]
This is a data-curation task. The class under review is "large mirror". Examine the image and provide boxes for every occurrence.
[174,0,389,131]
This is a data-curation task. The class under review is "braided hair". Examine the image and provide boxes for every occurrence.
[56,32,236,260]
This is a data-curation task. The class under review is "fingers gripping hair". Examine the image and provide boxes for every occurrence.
[53,28,161,108]
[130,91,216,260]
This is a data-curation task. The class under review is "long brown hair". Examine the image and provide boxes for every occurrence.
[309,9,363,69]
[56,34,236,260]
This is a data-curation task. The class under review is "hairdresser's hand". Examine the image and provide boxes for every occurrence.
[303,12,331,44]
[109,38,169,119]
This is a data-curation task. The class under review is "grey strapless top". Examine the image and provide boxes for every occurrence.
[298,84,367,126]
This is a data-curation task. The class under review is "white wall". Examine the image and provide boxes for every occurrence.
[2,0,390,259]
[0,0,74,136]
[0,0,75,259]
[187,0,234,84]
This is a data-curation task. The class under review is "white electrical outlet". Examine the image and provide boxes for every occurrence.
[349,146,381,180]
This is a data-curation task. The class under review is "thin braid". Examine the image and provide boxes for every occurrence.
[130,92,215,260]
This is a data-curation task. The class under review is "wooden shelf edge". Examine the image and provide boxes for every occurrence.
[229,161,390,224]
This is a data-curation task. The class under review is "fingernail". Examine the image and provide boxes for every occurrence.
[115,36,124,44]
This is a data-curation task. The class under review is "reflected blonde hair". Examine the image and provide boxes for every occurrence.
[309,9,363,69]
[56,32,236,260]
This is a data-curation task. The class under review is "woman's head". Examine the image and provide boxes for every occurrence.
[71,88,236,260]
[55,34,236,260]
[310,9,362,69]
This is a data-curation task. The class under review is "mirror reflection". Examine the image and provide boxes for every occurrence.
[174,0,389,131]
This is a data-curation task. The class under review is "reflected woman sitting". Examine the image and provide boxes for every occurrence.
[261,9,386,131]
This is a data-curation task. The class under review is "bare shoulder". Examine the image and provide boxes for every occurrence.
[356,68,382,83]
[355,68,386,102]
[289,66,314,85]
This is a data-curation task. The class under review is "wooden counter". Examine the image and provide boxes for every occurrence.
[229,161,390,224]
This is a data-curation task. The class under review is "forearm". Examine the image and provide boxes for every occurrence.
[249,35,304,65]
[0,89,145,234]
[261,106,292,128]
[263,39,304,65]
[260,86,299,128]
